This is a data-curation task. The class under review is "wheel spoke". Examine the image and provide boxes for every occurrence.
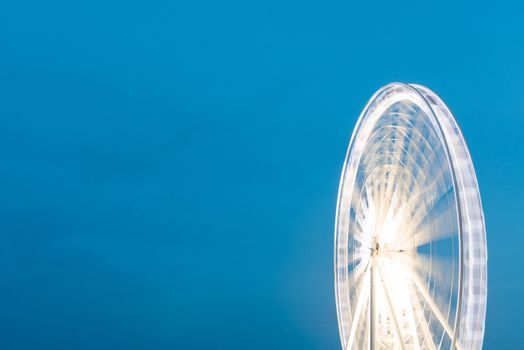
[411,272,462,350]
[345,262,372,350]
[377,261,406,350]
[410,287,437,350]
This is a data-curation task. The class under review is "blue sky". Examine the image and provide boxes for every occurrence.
[0,0,522,348]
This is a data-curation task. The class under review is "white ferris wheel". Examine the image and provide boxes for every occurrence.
[335,83,487,350]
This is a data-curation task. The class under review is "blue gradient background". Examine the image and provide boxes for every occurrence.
[0,0,522,349]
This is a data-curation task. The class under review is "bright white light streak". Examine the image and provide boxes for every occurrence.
[377,260,406,350]
[345,262,371,350]
[410,287,437,350]
[411,272,462,350]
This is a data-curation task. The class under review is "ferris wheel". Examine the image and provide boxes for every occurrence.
[334,83,487,350]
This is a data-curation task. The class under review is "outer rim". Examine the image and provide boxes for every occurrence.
[334,83,487,350]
